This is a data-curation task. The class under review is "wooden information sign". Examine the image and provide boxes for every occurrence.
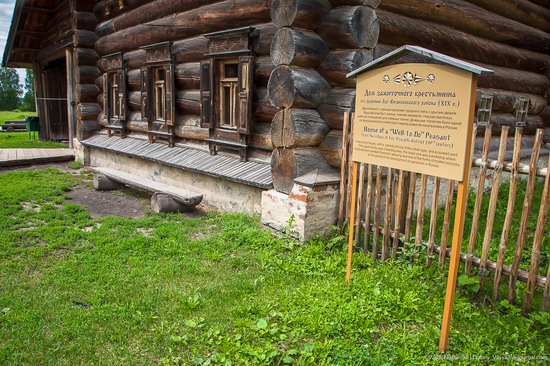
[345,46,492,353]
[353,63,473,181]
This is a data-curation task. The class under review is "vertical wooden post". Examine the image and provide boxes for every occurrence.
[346,161,359,285]
[439,76,477,353]
[65,47,75,148]
[338,113,351,233]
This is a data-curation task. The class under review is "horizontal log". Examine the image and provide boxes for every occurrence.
[95,0,218,37]
[74,30,98,48]
[476,88,547,115]
[317,88,355,129]
[176,90,201,115]
[76,84,100,103]
[271,28,328,68]
[317,49,372,87]
[376,10,548,73]
[94,0,151,22]
[319,130,343,167]
[465,0,550,33]
[374,43,550,95]
[328,0,381,6]
[379,0,550,53]
[272,109,330,148]
[271,0,331,29]
[173,36,209,63]
[254,88,279,122]
[254,56,274,87]
[95,0,271,55]
[268,65,331,109]
[542,107,550,128]
[250,121,273,151]
[80,120,103,140]
[251,24,278,56]
[476,113,545,135]
[78,103,101,120]
[127,69,141,91]
[318,6,379,49]
[75,48,99,67]
[174,115,209,140]
[73,11,97,31]
[76,66,100,85]
[128,91,141,112]
[271,147,332,194]
[126,111,148,132]
[175,63,200,90]
[123,50,146,69]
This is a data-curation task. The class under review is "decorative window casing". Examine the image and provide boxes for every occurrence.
[103,52,127,138]
[140,42,175,147]
[201,27,254,161]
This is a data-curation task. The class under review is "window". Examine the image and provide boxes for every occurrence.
[201,27,254,161]
[102,53,127,137]
[140,42,175,146]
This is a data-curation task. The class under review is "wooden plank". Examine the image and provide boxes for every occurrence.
[363,164,374,255]
[346,162,359,284]
[372,166,383,260]
[479,128,508,287]
[465,126,492,275]
[426,176,440,266]
[524,153,550,313]
[354,163,366,247]
[438,180,455,267]
[508,129,544,303]
[392,170,405,260]
[414,174,428,259]
[404,171,417,243]
[382,168,393,261]
[337,112,351,233]
[493,128,523,302]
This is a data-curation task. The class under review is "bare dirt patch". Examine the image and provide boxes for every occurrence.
[67,186,148,219]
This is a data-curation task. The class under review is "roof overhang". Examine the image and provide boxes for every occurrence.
[2,0,25,67]
[347,45,494,78]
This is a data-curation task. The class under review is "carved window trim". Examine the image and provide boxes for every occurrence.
[140,42,175,147]
[103,52,127,138]
[201,27,254,161]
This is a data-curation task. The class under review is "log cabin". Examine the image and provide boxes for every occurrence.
[2,0,549,239]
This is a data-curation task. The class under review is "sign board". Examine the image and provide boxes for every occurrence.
[352,63,473,181]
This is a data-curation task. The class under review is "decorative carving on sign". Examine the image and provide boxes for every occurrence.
[208,35,249,55]
[387,72,436,87]
[143,42,172,64]
[104,53,123,71]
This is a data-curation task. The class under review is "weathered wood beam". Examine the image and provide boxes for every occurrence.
[318,49,373,88]
[376,10,548,73]
[271,28,328,68]
[318,6,379,49]
[268,66,331,109]
[95,0,271,55]
[270,0,331,29]
[379,0,550,53]
[319,130,343,168]
[254,88,279,122]
[476,88,546,115]
[272,109,330,148]
[317,88,355,130]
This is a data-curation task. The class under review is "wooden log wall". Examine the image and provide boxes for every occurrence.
[72,0,101,140]
[267,0,379,193]
[94,0,275,158]
[376,0,550,144]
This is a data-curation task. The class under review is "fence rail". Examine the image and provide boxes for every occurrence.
[339,112,550,314]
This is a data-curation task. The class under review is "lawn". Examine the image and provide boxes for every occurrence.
[0,110,37,125]
[0,168,548,365]
[0,132,68,148]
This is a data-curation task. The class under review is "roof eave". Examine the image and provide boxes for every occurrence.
[347,45,494,78]
[2,0,25,67]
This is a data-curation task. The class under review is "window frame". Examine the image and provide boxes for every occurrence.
[102,52,127,138]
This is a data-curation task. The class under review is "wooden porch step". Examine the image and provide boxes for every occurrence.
[91,167,203,211]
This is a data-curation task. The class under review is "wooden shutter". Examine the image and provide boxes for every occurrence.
[200,59,213,128]
[103,73,110,120]
[140,67,149,123]
[164,63,175,126]
[237,56,253,135]
[117,69,127,120]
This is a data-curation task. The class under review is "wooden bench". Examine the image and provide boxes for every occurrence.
[1,120,26,132]
[91,167,203,213]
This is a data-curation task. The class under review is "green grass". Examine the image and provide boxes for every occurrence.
[0,110,37,125]
[0,168,548,365]
[0,132,68,148]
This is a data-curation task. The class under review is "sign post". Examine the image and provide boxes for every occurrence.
[346,46,492,352]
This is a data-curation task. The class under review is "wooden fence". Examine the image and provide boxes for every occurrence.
[338,112,549,314]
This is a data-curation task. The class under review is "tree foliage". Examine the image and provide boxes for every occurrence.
[0,68,22,110]
[20,69,36,112]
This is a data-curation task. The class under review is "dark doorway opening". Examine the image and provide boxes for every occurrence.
[42,58,68,141]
